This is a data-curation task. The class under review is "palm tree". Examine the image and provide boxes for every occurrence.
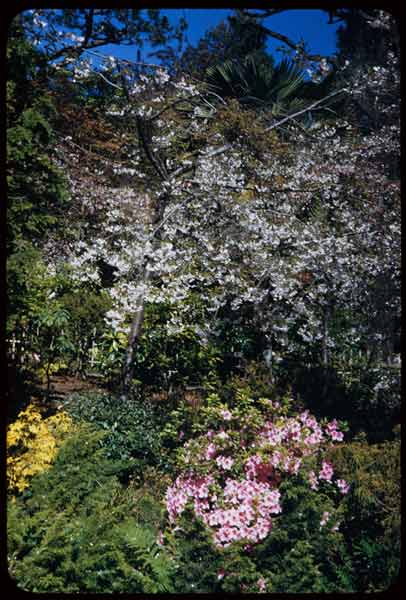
[206,54,308,118]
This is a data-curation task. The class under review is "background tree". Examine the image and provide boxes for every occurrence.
[177,9,271,78]
[6,9,186,386]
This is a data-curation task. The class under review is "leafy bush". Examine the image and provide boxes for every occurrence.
[131,302,223,392]
[163,513,225,593]
[159,361,279,465]
[160,391,353,592]
[7,402,74,494]
[61,391,166,478]
[166,513,275,593]
[289,363,400,442]
[253,476,354,592]
[158,387,400,592]
[7,424,176,593]
[221,360,281,403]
[327,430,401,591]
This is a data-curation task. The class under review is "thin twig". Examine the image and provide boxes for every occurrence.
[265,89,346,132]
[97,70,123,90]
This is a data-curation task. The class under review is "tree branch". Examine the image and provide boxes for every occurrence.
[97,70,123,90]
[265,89,346,132]
[240,8,337,63]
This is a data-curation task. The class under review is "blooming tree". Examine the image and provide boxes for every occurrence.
[32,9,399,399]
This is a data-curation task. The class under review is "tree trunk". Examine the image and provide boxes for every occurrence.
[119,108,170,398]
[322,305,331,367]
[120,267,151,396]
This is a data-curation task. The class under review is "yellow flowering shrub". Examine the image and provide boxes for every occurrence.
[7,402,74,495]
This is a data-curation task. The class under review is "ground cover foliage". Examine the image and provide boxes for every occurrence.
[6,8,400,594]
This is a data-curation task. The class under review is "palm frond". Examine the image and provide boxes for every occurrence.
[205,53,309,118]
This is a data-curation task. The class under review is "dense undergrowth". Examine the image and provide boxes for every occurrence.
[7,366,400,593]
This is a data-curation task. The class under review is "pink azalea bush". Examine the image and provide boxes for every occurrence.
[164,394,349,550]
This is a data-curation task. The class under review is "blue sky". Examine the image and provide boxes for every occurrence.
[171,9,339,56]
[99,9,340,64]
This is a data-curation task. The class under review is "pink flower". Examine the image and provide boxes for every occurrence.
[308,470,319,490]
[216,455,234,470]
[330,429,344,441]
[320,511,330,527]
[164,402,348,552]
[217,569,225,580]
[206,442,217,459]
[270,450,282,468]
[289,456,302,475]
[157,531,164,546]
[220,409,232,421]
[325,419,344,441]
[336,478,350,494]
[319,460,334,482]
[299,410,310,423]
[257,577,267,592]
[304,429,323,446]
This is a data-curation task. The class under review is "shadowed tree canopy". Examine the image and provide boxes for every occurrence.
[17,8,187,69]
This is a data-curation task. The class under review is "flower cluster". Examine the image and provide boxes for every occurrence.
[164,399,349,549]
[166,473,281,548]
[7,404,74,494]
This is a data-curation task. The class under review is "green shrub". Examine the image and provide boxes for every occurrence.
[160,386,400,593]
[61,391,166,478]
[254,477,354,592]
[164,512,224,593]
[160,389,355,593]
[327,430,401,591]
[7,424,175,593]
[288,363,400,442]
[8,507,176,593]
[163,478,352,593]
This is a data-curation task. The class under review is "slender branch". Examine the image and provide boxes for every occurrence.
[48,39,114,63]
[83,48,163,69]
[150,97,196,121]
[136,115,168,181]
[265,89,346,132]
[263,25,336,63]
[172,90,346,171]
[241,8,287,19]
[148,200,188,240]
[182,179,320,195]
[199,96,217,113]
[240,8,339,63]
[204,144,233,159]
[205,90,227,105]
[97,70,123,90]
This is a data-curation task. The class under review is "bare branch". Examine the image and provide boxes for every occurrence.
[265,89,346,132]
[83,48,164,70]
[240,8,339,63]
[97,70,123,90]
